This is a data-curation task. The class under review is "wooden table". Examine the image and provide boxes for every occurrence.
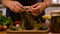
[0,32,6,34]
[6,30,52,34]
[0,31,60,34]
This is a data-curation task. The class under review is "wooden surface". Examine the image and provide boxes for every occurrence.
[7,30,49,33]
[0,31,60,34]
[6,30,49,34]
[0,32,6,34]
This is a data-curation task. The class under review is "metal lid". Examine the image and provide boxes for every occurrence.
[51,10,60,16]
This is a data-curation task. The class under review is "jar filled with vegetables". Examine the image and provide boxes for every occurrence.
[51,10,60,33]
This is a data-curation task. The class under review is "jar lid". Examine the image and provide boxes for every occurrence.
[51,10,60,16]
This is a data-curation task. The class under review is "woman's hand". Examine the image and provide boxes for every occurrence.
[4,1,25,13]
[29,2,46,16]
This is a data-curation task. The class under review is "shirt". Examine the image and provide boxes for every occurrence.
[17,0,43,6]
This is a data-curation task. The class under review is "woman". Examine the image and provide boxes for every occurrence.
[1,0,52,29]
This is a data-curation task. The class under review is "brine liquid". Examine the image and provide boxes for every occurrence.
[51,16,60,33]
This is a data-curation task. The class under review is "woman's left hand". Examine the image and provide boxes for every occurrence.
[29,2,46,16]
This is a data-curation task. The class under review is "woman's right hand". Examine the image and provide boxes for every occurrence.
[4,1,25,13]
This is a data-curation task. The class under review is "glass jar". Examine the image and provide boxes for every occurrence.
[51,10,60,33]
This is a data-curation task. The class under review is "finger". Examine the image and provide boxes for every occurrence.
[13,1,24,10]
[12,2,24,12]
[32,3,39,8]
[14,5,24,12]
[29,7,39,16]
[9,6,19,13]
[29,7,33,12]
[29,7,38,13]
[16,2,25,10]
[31,5,40,11]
